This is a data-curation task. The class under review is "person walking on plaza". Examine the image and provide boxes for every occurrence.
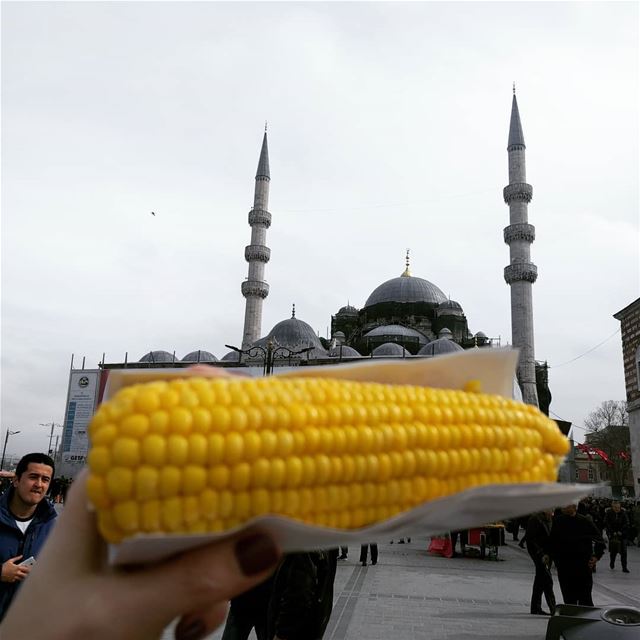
[360,543,378,566]
[221,575,275,640]
[525,510,556,615]
[267,549,337,640]
[0,453,56,622]
[338,546,348,560]
[549,503,605,607]
[604,500,630,572]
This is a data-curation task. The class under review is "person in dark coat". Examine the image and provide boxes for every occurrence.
[525,510,556,615]
[549,503,605,607]
[604,501,630,572]
[0,453,57,622]
[221,574,275,640]
[360,543,378,566]
[267,549,337,640]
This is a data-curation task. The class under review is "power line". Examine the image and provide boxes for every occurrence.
[551,328,621,368]
[550,409,586,433]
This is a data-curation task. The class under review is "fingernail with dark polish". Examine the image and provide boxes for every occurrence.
[235,533,279,576]
[175,617,206,640]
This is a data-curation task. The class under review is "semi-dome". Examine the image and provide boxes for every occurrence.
[221,350,241,362]
[364,324,428,345]
[181,350,218,363]
[418,338,464,357]
[329,345,361,357]
[138,350,177,363]
[336,304,358,316]
[437,299,464,317]
[372,342,407,357]
[364,274,447,308]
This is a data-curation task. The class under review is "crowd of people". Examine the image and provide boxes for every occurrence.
[520,498,636,617]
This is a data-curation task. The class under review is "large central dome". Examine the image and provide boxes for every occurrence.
[364,273,447,308]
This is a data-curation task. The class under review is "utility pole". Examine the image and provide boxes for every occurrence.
[1,430,21,470]
[40,421,61,456]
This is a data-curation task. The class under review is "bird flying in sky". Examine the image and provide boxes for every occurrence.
[151,211,156,216]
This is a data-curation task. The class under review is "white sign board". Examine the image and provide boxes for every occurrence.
[62,370,100,465]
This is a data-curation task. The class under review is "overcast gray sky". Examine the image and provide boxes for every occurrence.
[2,1,638,458]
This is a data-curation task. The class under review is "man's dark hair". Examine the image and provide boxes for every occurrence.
[15,453,55,479]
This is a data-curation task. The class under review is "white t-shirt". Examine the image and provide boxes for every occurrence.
[14,518,33,534]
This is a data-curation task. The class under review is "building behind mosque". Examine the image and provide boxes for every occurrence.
[57,92,551,477]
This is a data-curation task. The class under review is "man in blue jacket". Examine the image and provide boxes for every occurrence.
[0,453,57,622]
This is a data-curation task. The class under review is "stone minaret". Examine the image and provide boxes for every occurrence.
[241,128,271,350]
[503,87,539,406]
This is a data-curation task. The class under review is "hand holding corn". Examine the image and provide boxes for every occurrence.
[87,376,569,543]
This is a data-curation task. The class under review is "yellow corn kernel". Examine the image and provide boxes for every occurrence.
[88,446,111,475]
[111,438,140,467]
[88,375,570,542]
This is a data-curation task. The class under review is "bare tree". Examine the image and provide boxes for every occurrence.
[584,400,628,432]
[584,400,630,488]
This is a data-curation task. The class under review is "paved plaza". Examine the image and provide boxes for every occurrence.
[162,537,640,640]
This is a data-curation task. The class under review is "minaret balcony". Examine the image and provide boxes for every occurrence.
[504,223,536,245]
[248,208,272,228]
[504,262,538,284]
[241,280,270,299]
[503,182,533,204]
[245,244,271,263]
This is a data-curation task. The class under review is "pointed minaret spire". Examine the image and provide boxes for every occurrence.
[508,91,526,150]
[241,129,272,350]
[255,130,270,180]
[502,88,539,407]
[401,248,411,277]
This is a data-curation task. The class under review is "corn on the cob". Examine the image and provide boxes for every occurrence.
[86,376,569,543]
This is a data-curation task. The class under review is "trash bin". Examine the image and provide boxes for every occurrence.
[545,604,640,639]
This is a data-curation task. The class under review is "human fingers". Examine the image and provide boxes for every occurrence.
[35,469,104,576]
[173,601,228,640]
[186,364,233,377]
[117,529,280,634]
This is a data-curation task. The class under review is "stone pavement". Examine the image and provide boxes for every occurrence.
[162,538,640,640]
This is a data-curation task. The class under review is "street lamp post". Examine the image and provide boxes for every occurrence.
[1,430,21,471]
[225,339,314,375]
[40,421,62,456]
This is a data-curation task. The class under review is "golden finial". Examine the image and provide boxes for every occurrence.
[265,120,268,133]
[513,82,516,95]
[292,303,296,318]
[401,248,411,277]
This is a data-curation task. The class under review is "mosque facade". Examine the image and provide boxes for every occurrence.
[58,92,548,476]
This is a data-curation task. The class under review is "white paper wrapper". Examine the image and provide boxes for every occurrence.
[102,347,586,565]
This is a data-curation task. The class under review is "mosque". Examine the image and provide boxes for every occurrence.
[59,91,551,475]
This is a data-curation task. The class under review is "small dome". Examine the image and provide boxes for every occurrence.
[372,342,407,357]
[181,350,218,363]
[475,331,487,338]
[265,317,327,354]
[337,304,358,316]
[329,345,361,357]
[438,327,453,339]
[437,299,464,317]
[221,350,241,362]
[364,274,447,308]
[365,324,428,345]
[418,338,464,357]
[333,331,346,339]
[139,350,177,363]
